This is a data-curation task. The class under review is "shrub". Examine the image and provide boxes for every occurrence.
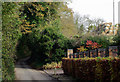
[113,34,120,45]
[86,40,102,50]
[75,35,111,48]
[43,61,62,69]
[25,27,73,68]
[86,35,111,48]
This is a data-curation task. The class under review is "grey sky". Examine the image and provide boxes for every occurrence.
[67,0,120,24]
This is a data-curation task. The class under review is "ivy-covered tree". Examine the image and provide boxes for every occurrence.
[19,2,77,38]
[15,2,63,60]
[19,2,62,34]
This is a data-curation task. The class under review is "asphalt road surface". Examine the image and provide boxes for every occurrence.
[15,58,58,81]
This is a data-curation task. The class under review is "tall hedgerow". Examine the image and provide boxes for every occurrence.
[2,2,22,81]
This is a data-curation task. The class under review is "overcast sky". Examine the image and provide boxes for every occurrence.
[67,0,120,24]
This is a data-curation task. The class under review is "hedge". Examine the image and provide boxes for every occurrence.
[2,3,22,81]
[62,58,120,81]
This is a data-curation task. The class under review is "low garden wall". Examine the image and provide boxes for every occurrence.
[62,58,120,81]
[68,46,120,58]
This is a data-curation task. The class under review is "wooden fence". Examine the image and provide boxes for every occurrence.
[68,46,120,58]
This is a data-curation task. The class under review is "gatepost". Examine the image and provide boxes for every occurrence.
[67,49,73,58]
[98,48,106,57]
[109,46,118,57]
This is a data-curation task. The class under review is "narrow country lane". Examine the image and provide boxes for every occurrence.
[15,58,58,81]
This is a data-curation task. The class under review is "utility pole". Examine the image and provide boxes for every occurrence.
[113,0,115,35]
[119,1,120,35]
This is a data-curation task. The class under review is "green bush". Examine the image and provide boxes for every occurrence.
[87,35,110,48]
[25,27,73,68]
[75,35,111,48]
[113,34,120,45]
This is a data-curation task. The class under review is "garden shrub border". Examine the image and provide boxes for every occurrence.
[62,58,120,81]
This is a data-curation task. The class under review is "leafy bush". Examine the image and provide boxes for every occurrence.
[86,40,102,50]
[43,61,62,69]
[87,35,111,48]
[113,34,120,45]
[75,35,111,48]
[25,27,73,68]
